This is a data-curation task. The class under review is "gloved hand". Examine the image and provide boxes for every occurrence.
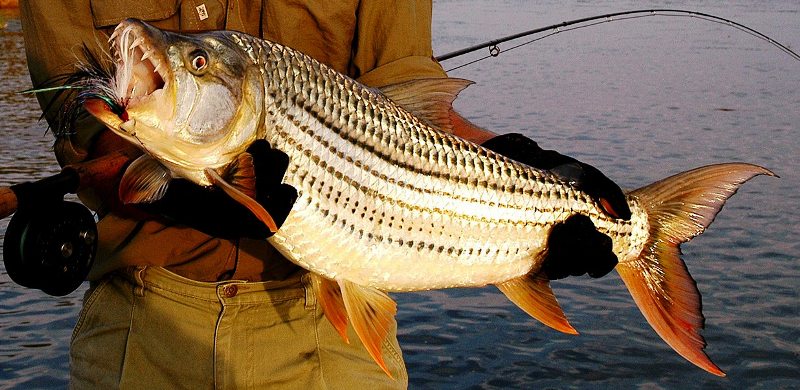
[481,133,624,279]
[481,133,631,220]
[140,140,297,239]
[541,214,617,279]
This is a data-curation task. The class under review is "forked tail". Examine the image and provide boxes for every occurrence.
[616,163,776,376]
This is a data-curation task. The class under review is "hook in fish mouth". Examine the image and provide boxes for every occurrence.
[80,19,176,140]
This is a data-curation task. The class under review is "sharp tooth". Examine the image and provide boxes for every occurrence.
[131,37,145,51]
[109,28,120,43]
[153,61,163,75]
[141,50,152,62]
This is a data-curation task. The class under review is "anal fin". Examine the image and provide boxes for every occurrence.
[310,274,349,343]
[339,280,398,379]
[496,273,577,335]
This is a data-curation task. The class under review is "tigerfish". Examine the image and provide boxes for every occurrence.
[81,19,774,378]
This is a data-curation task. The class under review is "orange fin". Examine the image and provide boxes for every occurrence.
[119,155,171,204]
[616,262,724,376]
[339,280,397,379]
[221,152,257,199]
[310,274,349,343]
[620,163,776,377]
[204,168,278,233]
[496,273,577,335]
[379,78,473,133]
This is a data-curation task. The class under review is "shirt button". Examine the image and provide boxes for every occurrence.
[222,284,238,298]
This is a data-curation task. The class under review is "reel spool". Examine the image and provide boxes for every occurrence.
[4,201,97,296]
[2,171,97,296]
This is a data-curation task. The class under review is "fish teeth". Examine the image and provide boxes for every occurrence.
[141,50,152,62]
[130,37,145,52]
[108,28,120,46]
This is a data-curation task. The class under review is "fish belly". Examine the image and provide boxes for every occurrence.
[265,110,567,291]
[255,46,600,291]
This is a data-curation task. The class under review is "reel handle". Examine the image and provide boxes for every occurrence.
[0,187,16,220]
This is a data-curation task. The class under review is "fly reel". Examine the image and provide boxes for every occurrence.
[3,172,97,296]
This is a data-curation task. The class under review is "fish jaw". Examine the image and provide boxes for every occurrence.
[86,19,266,186]
[108,19,174,136]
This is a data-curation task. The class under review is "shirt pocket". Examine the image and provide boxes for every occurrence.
[90,0,180,29]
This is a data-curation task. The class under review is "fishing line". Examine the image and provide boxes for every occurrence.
[437,9,800,72]
[20,45,124,137]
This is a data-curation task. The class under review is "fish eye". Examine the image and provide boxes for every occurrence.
[189,50,208,72]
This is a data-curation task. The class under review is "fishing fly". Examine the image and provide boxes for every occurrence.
[436,9,800,72]
[21,45,123,136]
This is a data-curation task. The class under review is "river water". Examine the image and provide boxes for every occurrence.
[1,1,798,388]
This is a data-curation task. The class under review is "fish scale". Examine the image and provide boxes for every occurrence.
[231,35,623,291]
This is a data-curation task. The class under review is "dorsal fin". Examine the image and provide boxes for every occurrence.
[339,280,398,379]
[379,78,473,133]
[496,273,578,335]
[119,155,171,204]
[310,274,349,343]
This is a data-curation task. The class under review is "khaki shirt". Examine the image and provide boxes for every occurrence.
[20,0,446,281]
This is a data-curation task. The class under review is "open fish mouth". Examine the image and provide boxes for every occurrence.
[82,19,175,135]
[108,21,169,117]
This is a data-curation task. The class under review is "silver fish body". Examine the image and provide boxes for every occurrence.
[82,19,774,377]
[234,35,648,291]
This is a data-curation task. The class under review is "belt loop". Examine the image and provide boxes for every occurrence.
[133,266,147,297]
[302,273,316,310]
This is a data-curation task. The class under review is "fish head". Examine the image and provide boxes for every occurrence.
[87,18,264,184]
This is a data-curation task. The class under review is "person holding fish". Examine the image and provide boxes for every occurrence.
[18,0,630,387]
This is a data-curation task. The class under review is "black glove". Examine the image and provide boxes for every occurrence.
[481,133,631,220]
[541,214,617,279]
[141,140,297,239]
[481,133,622,279]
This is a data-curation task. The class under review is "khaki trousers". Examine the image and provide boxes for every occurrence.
[69,267,407,389]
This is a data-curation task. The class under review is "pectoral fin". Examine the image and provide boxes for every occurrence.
[496,273,577,335]
[310,274,349,343]
[221,152,257,199]
[119,155,172,204]
[339,280,398,379]
[204,167,278,233]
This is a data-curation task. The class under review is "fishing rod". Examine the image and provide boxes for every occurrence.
[436,9,800,71]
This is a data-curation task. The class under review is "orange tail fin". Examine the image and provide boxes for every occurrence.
[617,163,775,377]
